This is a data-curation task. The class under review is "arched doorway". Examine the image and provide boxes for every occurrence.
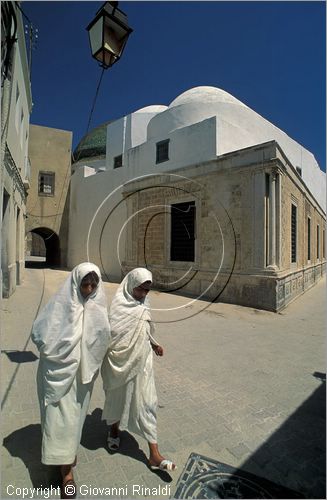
[26,228,60,267]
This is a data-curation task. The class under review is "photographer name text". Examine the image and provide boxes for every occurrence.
[6,484,171,498]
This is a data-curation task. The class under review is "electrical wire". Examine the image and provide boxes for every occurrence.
[27,66,106,243]
[26,157,70,221]
[85,67,105,135]
[15,2,32,23]
[27,212,64,218]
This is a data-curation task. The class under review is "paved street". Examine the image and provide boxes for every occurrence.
[1,267,326,499]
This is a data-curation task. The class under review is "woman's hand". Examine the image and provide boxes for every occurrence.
[151,344,164,356]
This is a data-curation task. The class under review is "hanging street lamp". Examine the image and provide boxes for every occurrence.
[86,1,133,69]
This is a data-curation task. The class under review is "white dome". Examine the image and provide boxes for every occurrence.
[134,104,168,114]
[169,86,248,109]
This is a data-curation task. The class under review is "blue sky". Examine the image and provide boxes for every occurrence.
[22,1,326,171]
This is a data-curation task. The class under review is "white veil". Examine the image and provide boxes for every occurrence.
[102,268,156,391]
[32,262,110,406]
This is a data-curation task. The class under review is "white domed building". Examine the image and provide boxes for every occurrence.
[69,86,326,311]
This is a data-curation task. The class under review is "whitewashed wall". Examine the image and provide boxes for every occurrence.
[106,105,167,170]
[7,47,31,176]
[69,114,217,280]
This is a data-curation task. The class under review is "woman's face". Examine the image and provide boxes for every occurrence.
[132,280,151,302]
[80,273,99,299]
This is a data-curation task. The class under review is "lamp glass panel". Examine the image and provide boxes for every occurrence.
[106,19,128,41]
[103,28,121,56]
[89,17,103,55]
[103,50,116,67]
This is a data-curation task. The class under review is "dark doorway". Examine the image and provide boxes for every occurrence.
[25,228,60,267]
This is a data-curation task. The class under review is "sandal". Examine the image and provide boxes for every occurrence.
[107,435,120,451]
[149,459,177,471]
[61,478,77,499]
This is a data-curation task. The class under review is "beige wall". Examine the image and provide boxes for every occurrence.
[26,124,72,266]
[281,167,325,270]
[122,143,326,311]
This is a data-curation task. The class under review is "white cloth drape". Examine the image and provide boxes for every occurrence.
[32,262,111,406]
[37,362,94,465]
[101,268,158,443]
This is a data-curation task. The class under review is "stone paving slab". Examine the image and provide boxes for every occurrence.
[1,268,326,499]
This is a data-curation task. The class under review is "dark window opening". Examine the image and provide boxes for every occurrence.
[307,217,311,261]
[170,201,195,262]
[265,173,270,267]
[317,225,320,259]
[38,172,55,196]
[323,230,325,259]
[291,204,297,263]
[3,189,9,216]
[114,154,123,169]
[156,139,169,164]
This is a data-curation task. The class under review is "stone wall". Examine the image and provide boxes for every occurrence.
[26,125,72,266]
[122,144,326,312]
[281,172,325,272]
[122,166,239,276]
[277,262,326,310]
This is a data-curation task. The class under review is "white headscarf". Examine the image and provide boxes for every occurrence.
[102,268,156,391]
[32,262,110,406]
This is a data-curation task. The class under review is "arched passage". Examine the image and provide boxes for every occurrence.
[26,227,61,267]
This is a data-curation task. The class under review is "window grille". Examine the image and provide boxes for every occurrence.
[291,204,297,263]
[39,171,55,196]
[114,154,123,169]
[307,217,311,261]
[156,139,169,164]
[170,201,195,262]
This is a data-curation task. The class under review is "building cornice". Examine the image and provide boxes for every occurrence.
[272,144,326,217]
[4,145,27,200]
[121,140,325,218]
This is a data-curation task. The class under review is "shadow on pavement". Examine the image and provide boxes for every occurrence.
[2,423,61,489]
[234,376,325,498]
[82,408,173,482]
[2,350,38,363]
[173,376,326,498]
[81,408,107,451]
[25,261,66,272]
[234,377,326,498]
[25,260,47,269]
[313,371,326,382]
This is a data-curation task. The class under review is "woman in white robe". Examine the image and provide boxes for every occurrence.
[31,262,110,498]
[101,268,176,471]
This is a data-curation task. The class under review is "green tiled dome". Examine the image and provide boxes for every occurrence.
[73,121,111,162]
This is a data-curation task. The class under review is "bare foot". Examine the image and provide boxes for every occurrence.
[149,453,176,470]
[110,422,119,439]
[60,465,77,498]
[148,443,176,470]
[61,465,74,482]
